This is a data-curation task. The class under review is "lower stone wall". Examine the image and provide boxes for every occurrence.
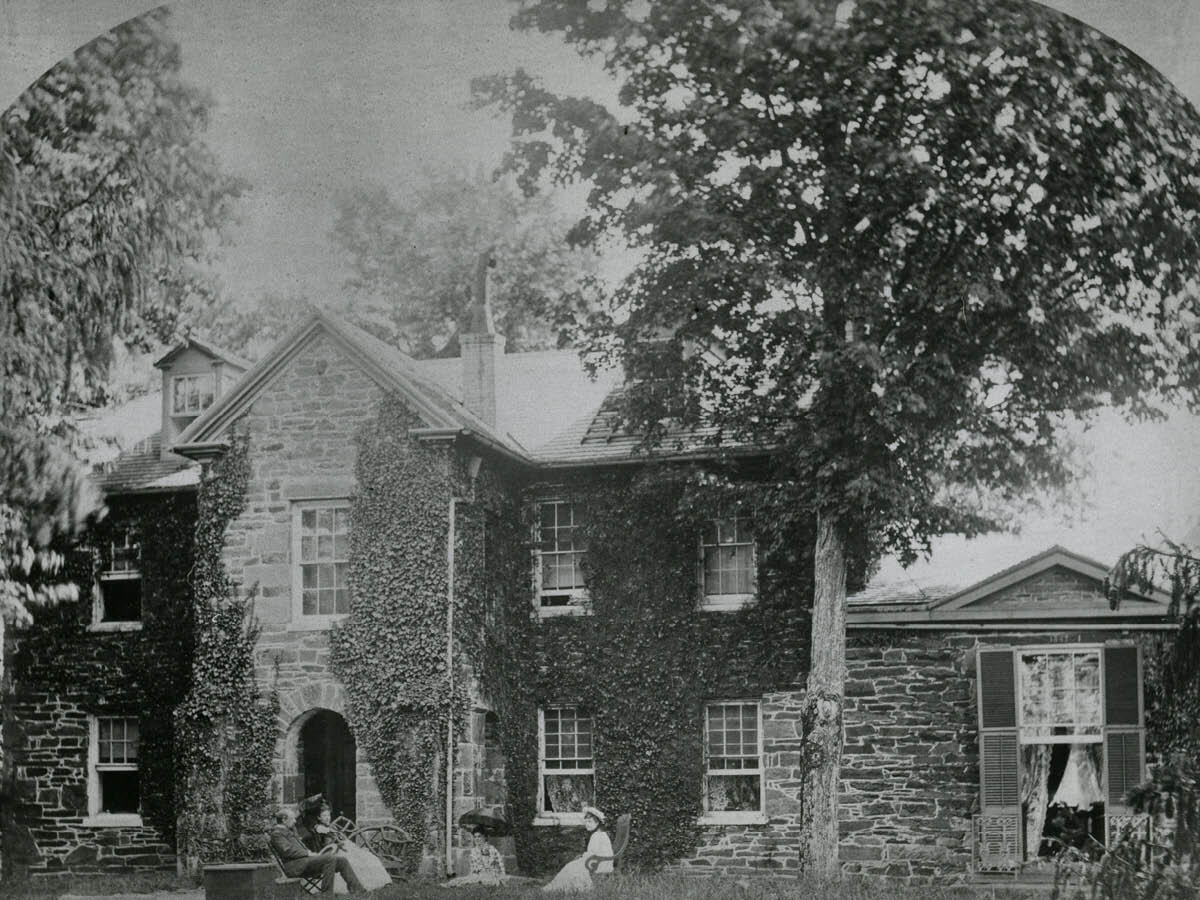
[840,635,977,882]
[5,692,173,875]
[671,691,806,877]
[840,627,1170,884]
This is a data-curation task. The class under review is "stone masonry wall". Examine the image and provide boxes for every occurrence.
[220,332,393,824]
[3,494,194,876]
[840,634,978,883]
[840,626,1169,884]
[671,691,808,877]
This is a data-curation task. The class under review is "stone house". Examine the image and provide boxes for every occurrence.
[0,294,1173,883]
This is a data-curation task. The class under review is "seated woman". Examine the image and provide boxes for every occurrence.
[307,799,393,893]
[441,825,507,887]
[542,806,612,894]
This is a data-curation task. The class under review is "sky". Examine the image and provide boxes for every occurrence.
[2,0,1200,567]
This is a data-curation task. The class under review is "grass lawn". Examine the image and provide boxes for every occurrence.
[0,871,997,900]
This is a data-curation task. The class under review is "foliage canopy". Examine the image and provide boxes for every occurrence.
[0,9,241,622]
[476,0,1200,557]
[477,0,1200,874]
[330,171,601,356]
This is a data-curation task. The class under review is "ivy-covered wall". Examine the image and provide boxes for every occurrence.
[175,433,279,869]
[212,332,390,834]
[329,393,528,874]
[480,467,815,876]
[2,491,196,876]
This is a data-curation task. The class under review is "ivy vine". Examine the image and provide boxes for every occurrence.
[174,431,279,865]
[329,396,471,871]
[6,492,196,851]
[482,465,814,873]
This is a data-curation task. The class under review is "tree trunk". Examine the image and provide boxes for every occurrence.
[799,511,848,879]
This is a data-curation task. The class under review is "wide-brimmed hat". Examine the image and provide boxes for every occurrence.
[581,806,606,823]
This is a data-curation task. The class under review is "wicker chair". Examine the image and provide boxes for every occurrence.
[585,814,631,876]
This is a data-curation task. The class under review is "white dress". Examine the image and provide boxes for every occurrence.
[542,830,613,893]
[313,825,392,893]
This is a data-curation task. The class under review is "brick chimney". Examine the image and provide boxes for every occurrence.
[459,249,505,427]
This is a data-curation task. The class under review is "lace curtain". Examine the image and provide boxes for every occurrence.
[1022,744,1053,860]
[544,774,594,812]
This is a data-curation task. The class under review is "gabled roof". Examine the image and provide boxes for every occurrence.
[154,335,253,371]
[529,388,750,466]
[412,349,621,454]
[173,312,528,462]
[848,541,1172,629]
[93,433,199,494]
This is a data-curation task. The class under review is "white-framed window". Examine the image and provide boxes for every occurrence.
[86,716,141,826]
[702,700,765,824]
[700,516,756,610]
[93,526,142,630]
[170,373,215,416]
[1016,647,1103,744]
[975,643,1146,871]
[291,500,351,628]
[534,500,588,615]
[536,706,595,824]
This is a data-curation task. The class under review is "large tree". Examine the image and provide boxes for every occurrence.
[0,8,242,624]
[475,0,1200,874]
[330,170,601,356]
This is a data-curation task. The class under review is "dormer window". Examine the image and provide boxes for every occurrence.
[171,374,215,416]
[93,526,142,629]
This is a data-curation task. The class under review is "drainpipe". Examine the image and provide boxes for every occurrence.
[444,458,482,878]
[445,495,457,878]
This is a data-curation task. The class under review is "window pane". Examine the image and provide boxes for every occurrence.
[100,770,140,814]
[543,774,594,813]
[302,588,317,615]
[335,588,350,614]
[172,378,186,414]
[317,588,333,615]
[301,509,316,531]
[706,774,760,812]
[199,377,215,410]
[318,534,333,560]
[317,509,333,533]
[101,578,142,622]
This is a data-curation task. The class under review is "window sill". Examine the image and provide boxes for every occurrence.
[700,594,757,612]
[698,812,768,826]
[88,621,143,633]
[83,813,143,828]
[533,814,586,827]
[288,616,348,632]
[537,604,592,618]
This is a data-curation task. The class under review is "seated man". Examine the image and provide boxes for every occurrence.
[269,806,365,893]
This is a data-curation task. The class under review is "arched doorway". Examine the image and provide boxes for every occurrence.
[298,710,357,820]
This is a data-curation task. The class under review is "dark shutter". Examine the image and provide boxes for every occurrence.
[1105,730,1145,811]
[978,649,1016,729]
[980,732,1020,811]
[1104,646,1140,726]
[977,647,1020,819]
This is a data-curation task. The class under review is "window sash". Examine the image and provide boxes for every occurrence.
[704,702,763,815]
[295,503,351,618]
[97,717,139,764]
[536,502,586,590]
[171,374,215,416]
[1017,648,1103,743]
[108,529,141,575]
[539,707,595,816]
[702,517,755,597]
